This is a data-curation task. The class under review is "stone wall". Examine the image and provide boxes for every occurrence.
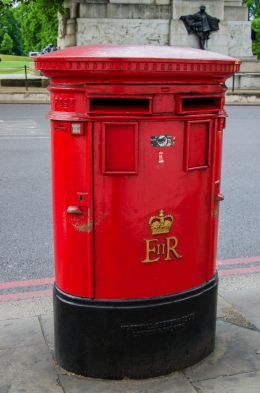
[77,19,170,45]
[58,0,252,59]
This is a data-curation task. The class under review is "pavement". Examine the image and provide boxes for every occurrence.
[1,279,260,393]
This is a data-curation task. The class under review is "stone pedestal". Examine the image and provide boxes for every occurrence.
[59,0,252,58]
[57,0,259,91]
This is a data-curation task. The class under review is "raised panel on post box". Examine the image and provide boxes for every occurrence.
[184,120,212,171]
[102,122,138,175]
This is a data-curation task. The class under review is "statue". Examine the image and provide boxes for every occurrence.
[180,5,220,50]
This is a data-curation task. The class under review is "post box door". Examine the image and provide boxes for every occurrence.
[93,119,215,300]
[52,121,94,297]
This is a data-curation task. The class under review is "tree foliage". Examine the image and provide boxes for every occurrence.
[242,1,260,58]
[0,0,63,55]
[252,18,260,58]
[243,0,260,18]
[0,32,14,54]
[0,6,22,55]
[0,0,63,12]
[13,1,61,53]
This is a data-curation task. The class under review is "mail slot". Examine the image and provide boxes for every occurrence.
[35,45,239,379]
[176,95,223,114]
[89,97,152,114]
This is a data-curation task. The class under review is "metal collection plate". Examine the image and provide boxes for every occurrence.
[150,135,175,147]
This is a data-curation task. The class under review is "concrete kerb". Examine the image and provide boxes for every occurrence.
[226,90,260,105]
[0,89,50,104]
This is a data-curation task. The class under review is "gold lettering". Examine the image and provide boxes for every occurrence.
[162,243,166,255]
[165,237,182,260]
[157,243,163,255]
[142,239,160,263]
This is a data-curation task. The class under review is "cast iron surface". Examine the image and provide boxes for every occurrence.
[54,275,217,379]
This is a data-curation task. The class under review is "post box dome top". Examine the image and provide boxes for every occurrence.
[35,45,240,82]
[36,45,238,61]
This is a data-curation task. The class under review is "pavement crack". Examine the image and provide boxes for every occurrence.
[38,316,48,346]
[181,371,202,392]
[38,315,55,359]
[56,376,66,393]
[192,369,260,383]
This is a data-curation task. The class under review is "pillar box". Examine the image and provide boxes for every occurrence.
[35,45,239,379]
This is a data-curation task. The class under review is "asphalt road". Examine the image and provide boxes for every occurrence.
[0,104,259,285]
[0,104,52,282]
[219,106,260,259]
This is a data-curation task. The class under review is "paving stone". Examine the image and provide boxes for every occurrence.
[0,386,10,393]
[184,320,260,382]
[0,317,44,349]
[193,371,260,393]
[59,372,197,393]
[0,344,62,393]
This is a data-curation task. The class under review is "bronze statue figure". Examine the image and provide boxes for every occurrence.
[180,5,220,50]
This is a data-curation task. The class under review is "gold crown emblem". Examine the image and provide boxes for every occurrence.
[149,210,173,235]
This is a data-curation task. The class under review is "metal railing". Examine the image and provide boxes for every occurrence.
[0,64,42,91]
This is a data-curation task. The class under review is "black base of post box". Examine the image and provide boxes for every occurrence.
[53,275,218,379]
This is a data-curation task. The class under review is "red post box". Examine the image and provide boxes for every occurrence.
[35,46,239,379]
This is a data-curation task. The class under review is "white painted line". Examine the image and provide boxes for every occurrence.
[0,120,36,123]
[0,136,49,139]
[0,124,36,127]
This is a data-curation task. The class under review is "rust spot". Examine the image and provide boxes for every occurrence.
[211,208,219,217]
[74,222,93,232]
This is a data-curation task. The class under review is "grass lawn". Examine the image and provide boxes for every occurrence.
[0,54,35,74]
[0,54,33,62]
